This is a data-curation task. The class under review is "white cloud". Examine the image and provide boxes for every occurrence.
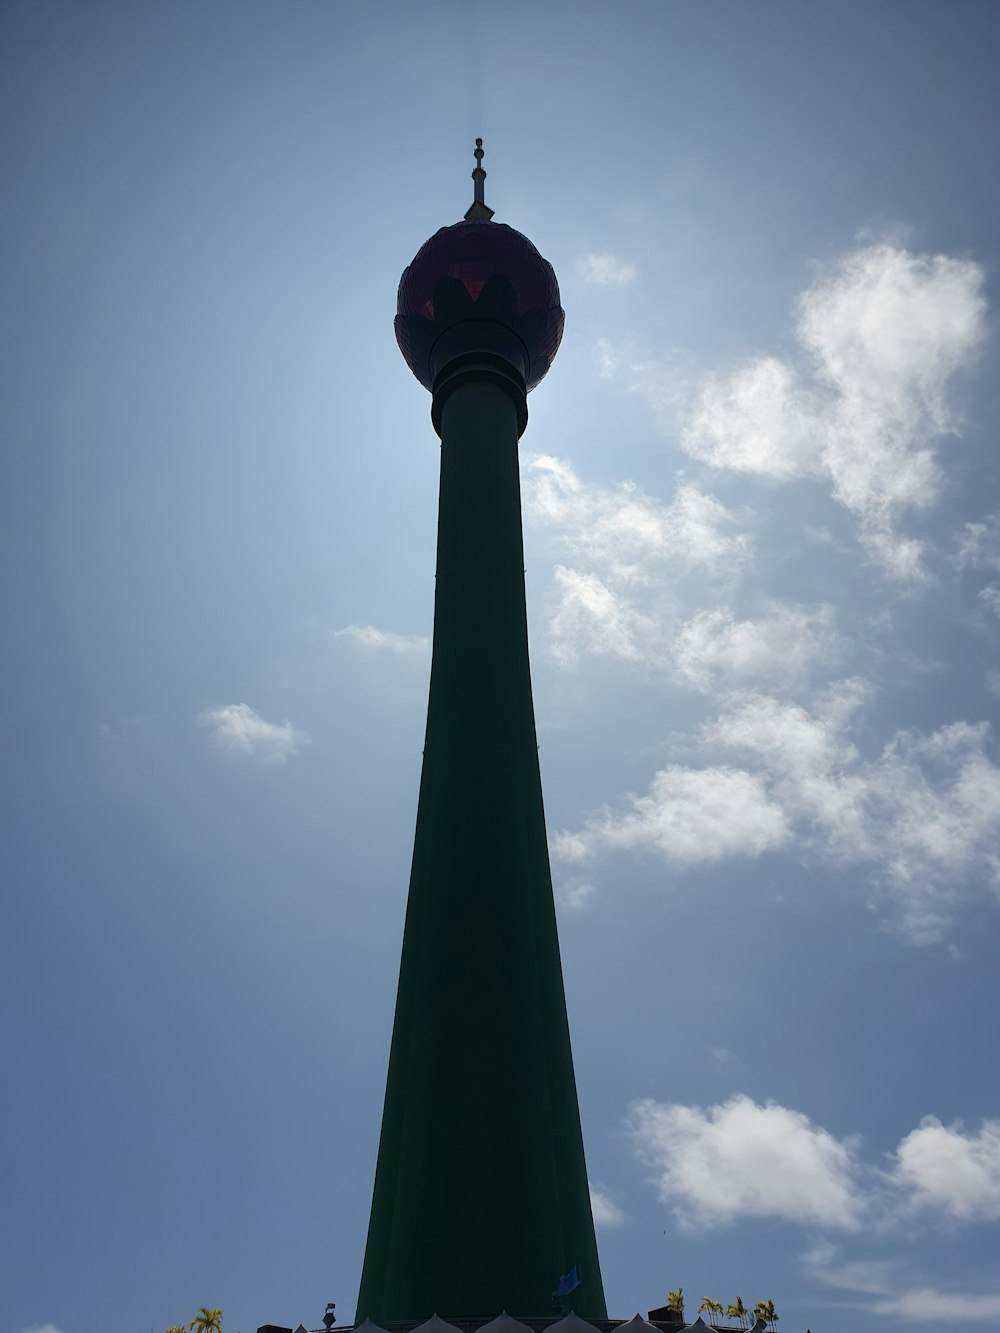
[679,243,985,576]
[547,566,655,667]
[526,454,843,690]
[21,1326,68,1333]
[589,1181,626,1226]
[523,454,751,668]
[554,764,789,867]
[683,355,818,480]
[198,702,308,766]
[871,1289,1000,1321]
[672,603,839,691]
[576,252,637,286]
[333,623,429,654]
[523,455,751,582]
[893,1116,1000,1222]
[630,1097,1000,1242]
[626,1094,865,1230]
[717,700,1000,942]
[560,685,1000,943]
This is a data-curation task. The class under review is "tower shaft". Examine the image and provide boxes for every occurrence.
[356,367,606,1323]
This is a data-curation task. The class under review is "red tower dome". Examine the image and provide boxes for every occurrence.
[395,147,564,394]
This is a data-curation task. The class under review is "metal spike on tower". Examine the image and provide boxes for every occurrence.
[355,142,607,1325]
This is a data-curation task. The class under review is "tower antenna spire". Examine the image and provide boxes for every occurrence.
[464,136,495,222]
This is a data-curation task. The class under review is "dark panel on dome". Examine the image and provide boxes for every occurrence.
[396,221,564,393]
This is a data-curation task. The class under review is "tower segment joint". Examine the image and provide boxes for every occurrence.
[430,351,528,439]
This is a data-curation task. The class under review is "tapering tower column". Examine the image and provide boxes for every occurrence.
[356,144,606,1325]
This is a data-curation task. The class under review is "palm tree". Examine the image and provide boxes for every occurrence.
[753,1301,778,1330]
[666,1288,685,1321]
[726,1298,749,1329]
[167,1327,188,1333]
[191,1309,223,1333]
[699,1299,724,1323]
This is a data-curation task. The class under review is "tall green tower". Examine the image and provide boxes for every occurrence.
[356,143,606,1326]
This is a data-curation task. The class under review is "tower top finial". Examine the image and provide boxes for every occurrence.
[465,136,495,223]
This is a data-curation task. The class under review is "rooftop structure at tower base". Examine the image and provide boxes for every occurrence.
[257,1311,781,1333]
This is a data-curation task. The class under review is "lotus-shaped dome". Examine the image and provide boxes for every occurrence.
[395,220,564,393]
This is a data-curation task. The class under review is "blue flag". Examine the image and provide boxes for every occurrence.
[554,1265,581,1297]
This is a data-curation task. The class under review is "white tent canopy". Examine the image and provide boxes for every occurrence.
[411,1316,464,1333]
[545,1313,602,1333]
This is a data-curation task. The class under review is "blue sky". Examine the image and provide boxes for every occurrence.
[3,3,1000,1332]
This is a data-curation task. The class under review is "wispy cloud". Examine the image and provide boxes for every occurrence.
[870,1288,1000,1321]
[955,511,1000,572]
[709,1045,740,1074]
[576,252,637,286]
[198,702,308,766]
[802,1241,1000,1322]
[332,623,429,654]
[800,1239,895,1295]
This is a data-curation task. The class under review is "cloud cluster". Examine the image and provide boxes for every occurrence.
[628,1094,1000,1234]
[198,702,307,765]
[523,457,842,686]
[680,243,986,576]
[556,686,1000,943]
[526,238,997,945]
